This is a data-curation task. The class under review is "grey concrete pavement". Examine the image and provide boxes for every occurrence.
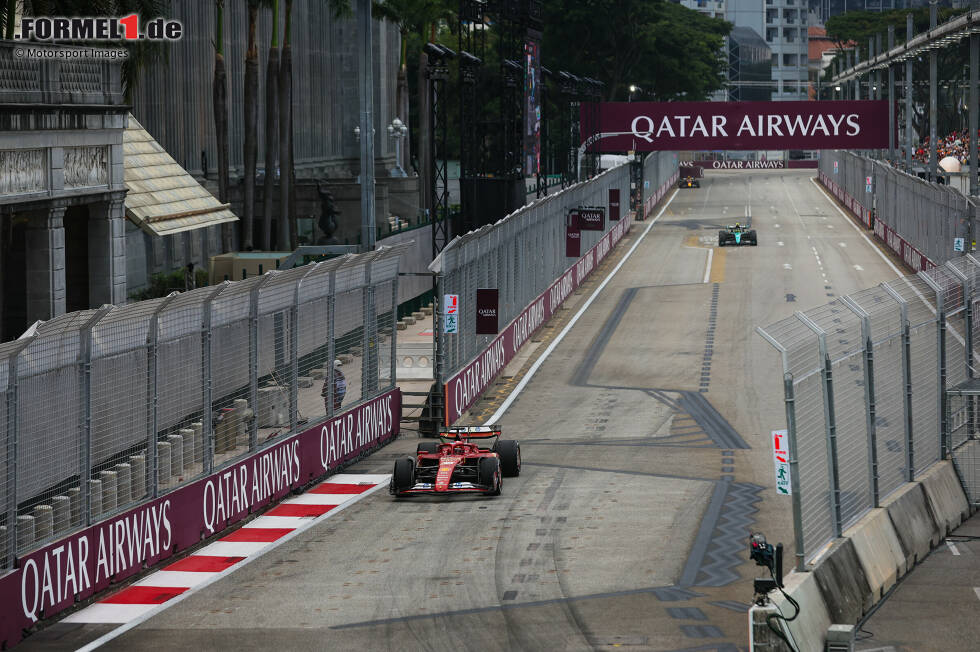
[23,170,904,651]
[854,510,980,652]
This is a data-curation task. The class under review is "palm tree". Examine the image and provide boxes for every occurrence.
[242,0,261,251]
[278,0,292,250]
[213,0,234,252]
[262,0,280,251]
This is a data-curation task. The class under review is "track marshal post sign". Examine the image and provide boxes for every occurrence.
[584,100,891,151]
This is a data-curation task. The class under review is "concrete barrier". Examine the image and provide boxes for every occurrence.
[844,507,905,601]
[50,496,71,535]
[32,505,53,541]
[770,570,831,652]
[114,463,132,508]
[88,479,102,519]
[883,482,940,569]
[919,461,970,535]
[99,470,118,512]
[167,434,185,475]
[15,515,34,550]
[67,487,81,525]
[812,538,872,622]
[129,454,146,499]
[191,422,203,464]
[158,441,172,483]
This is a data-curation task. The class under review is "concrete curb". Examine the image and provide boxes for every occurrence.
[769,571,830,652]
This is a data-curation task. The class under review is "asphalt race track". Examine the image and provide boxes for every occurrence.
[24,170,905,651]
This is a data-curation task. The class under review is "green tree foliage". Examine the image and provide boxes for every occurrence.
[541,0,731,101]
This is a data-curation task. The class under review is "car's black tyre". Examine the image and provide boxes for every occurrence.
[495,439,521,477]
[748,230,758,245]
[417,441,438,454]
[479,457,501,496]
[717,231,726,247]
[391,457,415,494]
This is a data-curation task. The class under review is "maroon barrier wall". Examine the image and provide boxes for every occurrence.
[0,389,401,648]
[643,171,679,220]
[817,170,935,272]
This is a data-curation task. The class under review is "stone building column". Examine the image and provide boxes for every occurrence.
[89,191,128,306]
[25,201,68,324]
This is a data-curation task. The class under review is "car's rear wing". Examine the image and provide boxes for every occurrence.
[438,425,502,442]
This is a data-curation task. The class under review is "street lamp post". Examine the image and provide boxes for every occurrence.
[628,84,640,102]
[387,117,408,177]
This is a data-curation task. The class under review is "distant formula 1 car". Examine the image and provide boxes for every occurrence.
[390,426,521,497]
[718,222,757,246]
[679,176,701,189]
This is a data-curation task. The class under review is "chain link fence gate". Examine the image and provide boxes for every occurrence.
[0,246,405,570]
[759,255,980,570]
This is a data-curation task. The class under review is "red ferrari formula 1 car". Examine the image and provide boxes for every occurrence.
[389,426,521,497]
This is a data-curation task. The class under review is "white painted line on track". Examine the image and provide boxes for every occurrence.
[974,587,980,602]
[783,263,792,270]
[809,177,903,277]
[74,480,389,652]
[484,192,679,425]
[703,248,713,284]
[773,224,780,228]
[854,265,864,271]
[777,241,784,247]
[946,539,961,556]
[839,242,847,247]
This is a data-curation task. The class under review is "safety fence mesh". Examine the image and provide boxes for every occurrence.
[0,246,404,569]
[759,255,980,565]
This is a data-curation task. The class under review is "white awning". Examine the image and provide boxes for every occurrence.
[123,114,239,237]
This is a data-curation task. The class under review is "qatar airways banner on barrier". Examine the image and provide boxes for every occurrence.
[583,100,891,152]
[0,389,401,648]
[444,214,634,425]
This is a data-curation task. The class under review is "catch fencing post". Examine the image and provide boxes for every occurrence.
[147,295,177,499]
[390,276,398,388]
[293,265,317,431]
[756,326,807,571]
[79,308,110,522]
[798,311,843,538]
[843,295,880,507]
[883,281,915,480]
[920,272,947,459]
[363,255,378,398]
[249,275,273,450]
[326,267,337,419]
[201,284,226,475]
[4,337,32,566]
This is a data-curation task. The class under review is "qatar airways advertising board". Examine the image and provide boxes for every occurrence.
[0,390,401,648]
[583,100,891,151]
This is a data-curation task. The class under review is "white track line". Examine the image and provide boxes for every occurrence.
[75,480,388,652]
[702,248,714,284]
[484,192,679,425]
[946,539,961,556]
[809,177,903,277]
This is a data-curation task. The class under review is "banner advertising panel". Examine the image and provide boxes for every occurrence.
[476,289,499,335]
[0,390,401,648]
[584,100,891,151]
[578,207,605,231]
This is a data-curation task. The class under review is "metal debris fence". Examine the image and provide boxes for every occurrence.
[758,256,980,570]
[437,157,678,382]
[0,247,404,570]
[819,150,979,269]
